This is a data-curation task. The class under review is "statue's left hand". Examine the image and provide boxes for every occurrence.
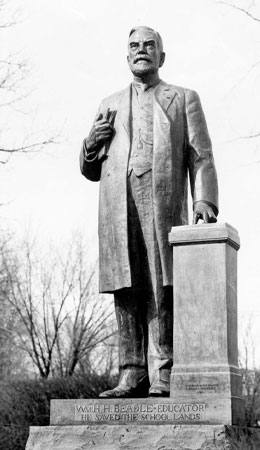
[193,201,217,224]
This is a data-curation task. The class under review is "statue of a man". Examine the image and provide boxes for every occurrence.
[80,26,218,398]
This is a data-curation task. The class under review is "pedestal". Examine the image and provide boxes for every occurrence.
[25,222,253,449]
[25,423,260,450]
[168,222,245,425]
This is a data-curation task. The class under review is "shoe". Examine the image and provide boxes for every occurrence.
[149,368,170,397]
[99,369,149,398]
[149,385,170,397]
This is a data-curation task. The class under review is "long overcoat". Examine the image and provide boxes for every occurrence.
[80,81,218,293]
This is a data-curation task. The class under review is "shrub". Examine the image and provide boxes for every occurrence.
[0,371,117,450]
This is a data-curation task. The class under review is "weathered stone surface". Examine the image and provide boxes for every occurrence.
[168,223,245,426]
[51,398,228,425]
[25,424,260,450]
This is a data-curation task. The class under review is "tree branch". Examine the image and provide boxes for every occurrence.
[0,138,58,154]
[218,1,260,21]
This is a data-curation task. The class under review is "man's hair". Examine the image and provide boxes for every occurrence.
[129,26,164,53]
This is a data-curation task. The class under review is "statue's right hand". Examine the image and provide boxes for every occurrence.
[85,113,114,151]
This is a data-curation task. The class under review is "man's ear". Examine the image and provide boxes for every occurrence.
[159,52,165,67]
[127,55,130,63]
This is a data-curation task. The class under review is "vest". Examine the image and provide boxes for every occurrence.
[128,83,155,176]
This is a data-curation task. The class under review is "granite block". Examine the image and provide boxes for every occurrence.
[25,424,260,450]
[169,223,244,425]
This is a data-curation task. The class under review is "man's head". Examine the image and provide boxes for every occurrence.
[127,26,165,78]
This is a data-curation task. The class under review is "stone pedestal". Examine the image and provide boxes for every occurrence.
[49,398,239,426]
[168,223,245,426]
[25,222,252,449]
[25,423,260,450]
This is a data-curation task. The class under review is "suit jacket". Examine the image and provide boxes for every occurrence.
[80,80,218,293]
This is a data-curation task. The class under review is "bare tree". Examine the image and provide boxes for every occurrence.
[0,297,21,379]
[1,234,116,379]
[1,239,64,378]
[218,0,260,142]
[0,234,25,378]
[239,319,260,426]
[0,0,58,165]
[218,1,260,23]
[51,236,116,377]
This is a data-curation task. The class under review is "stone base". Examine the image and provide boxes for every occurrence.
[50,398,244,426]
[169,223,245,428]
[25,424,260,450]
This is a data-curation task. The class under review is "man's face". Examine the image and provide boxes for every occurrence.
[127,28,165,77]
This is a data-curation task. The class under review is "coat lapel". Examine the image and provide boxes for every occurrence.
[116,85,131,137]
[153,81,174,169]
[154,80,177,114]
[153,81,176,141]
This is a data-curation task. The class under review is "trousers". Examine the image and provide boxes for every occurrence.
[114,170,173,386]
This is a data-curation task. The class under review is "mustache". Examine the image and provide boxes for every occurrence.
[134,56,151,63]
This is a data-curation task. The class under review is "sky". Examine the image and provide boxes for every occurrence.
[1,0,260,362]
